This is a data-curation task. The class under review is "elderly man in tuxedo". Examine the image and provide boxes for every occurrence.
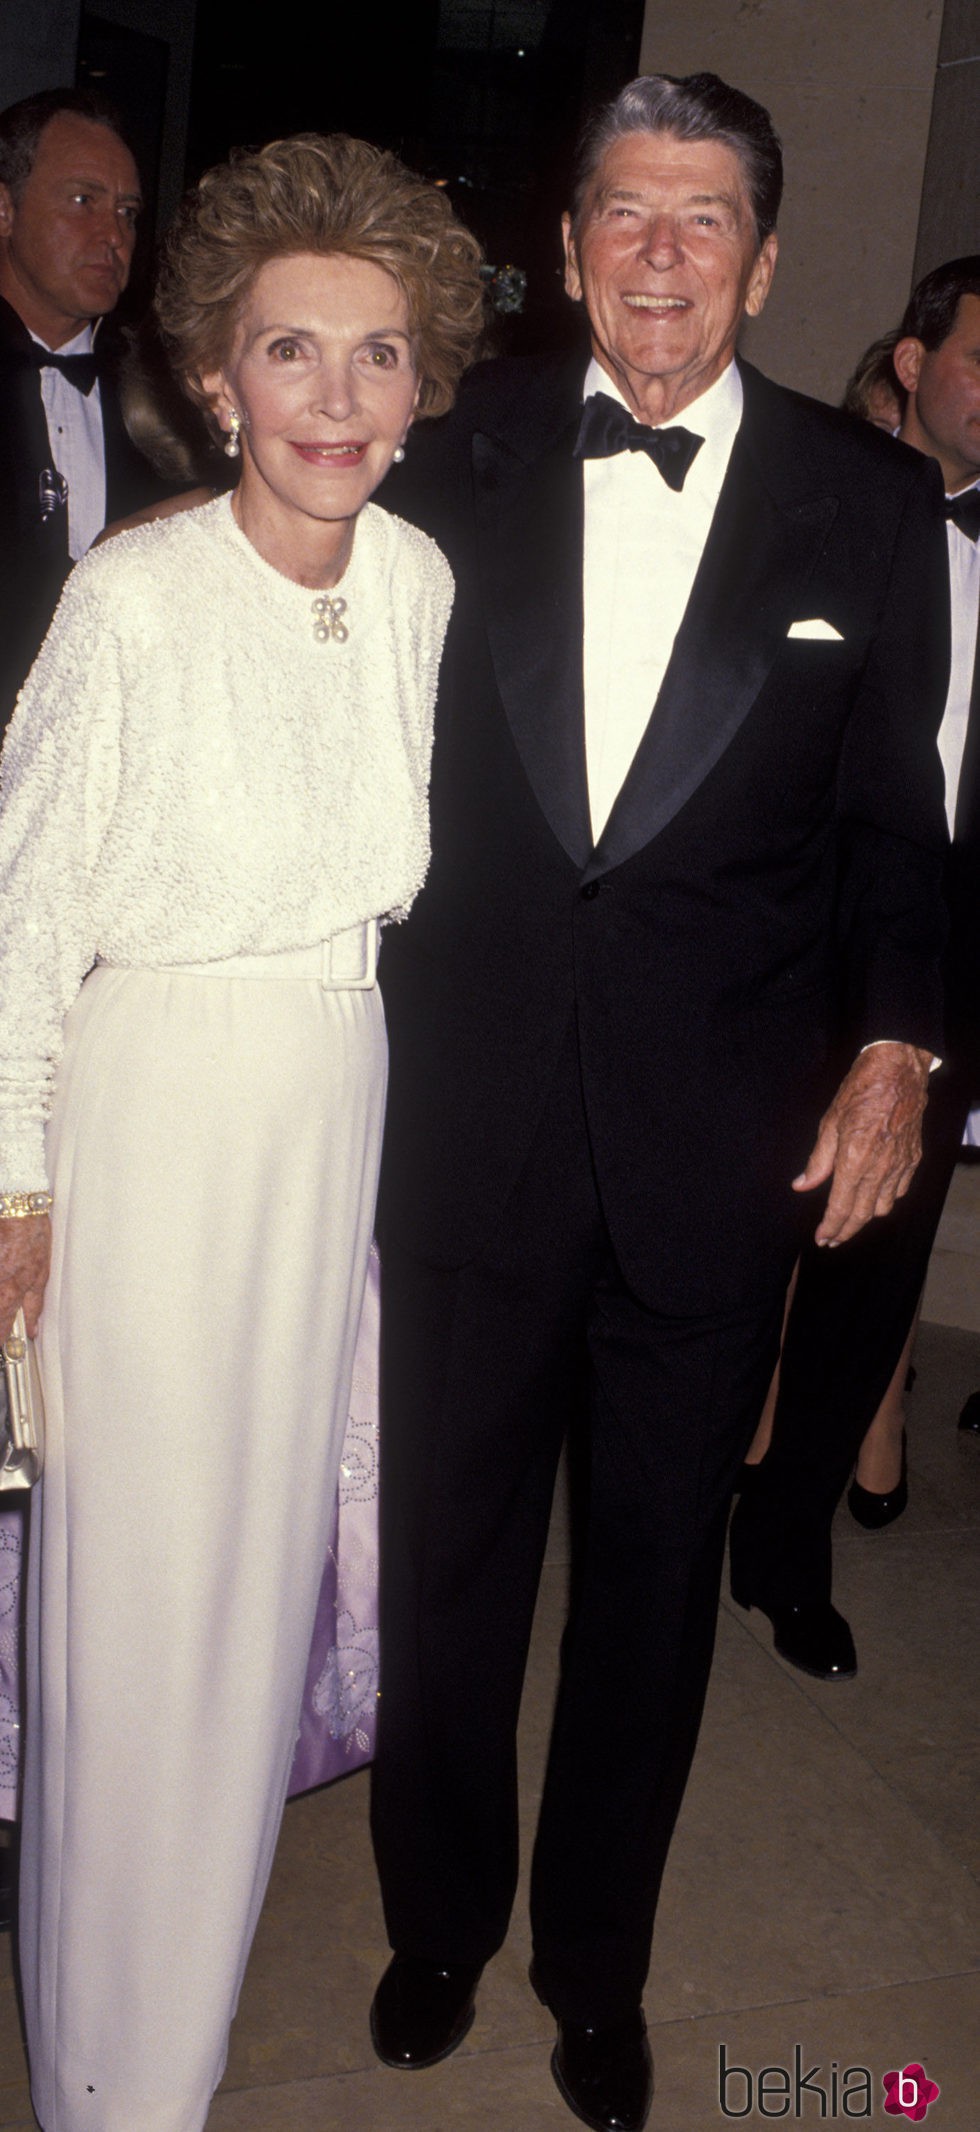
[730,255,980,1680]
[0,86,165,733]
[368,73,949,2132]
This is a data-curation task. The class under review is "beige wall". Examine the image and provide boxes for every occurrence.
[638,1,944,406]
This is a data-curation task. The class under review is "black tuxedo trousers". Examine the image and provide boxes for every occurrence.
[372,1019,793,2018]
[729,1063,974,1611]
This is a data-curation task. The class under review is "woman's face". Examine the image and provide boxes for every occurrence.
[203,250,419,547]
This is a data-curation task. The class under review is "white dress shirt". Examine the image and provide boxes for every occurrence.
[940,482,980,835]
[34,322,106,561]
[581,356,743,839]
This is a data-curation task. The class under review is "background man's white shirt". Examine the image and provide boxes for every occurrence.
[941,486,980,835]
[33,321,105,561]
[940,486,980,1139]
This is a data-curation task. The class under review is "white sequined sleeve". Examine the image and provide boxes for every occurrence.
[385,522,453,920]
[0,562,125,1193]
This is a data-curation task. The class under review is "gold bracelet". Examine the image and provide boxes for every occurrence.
[0,1191,53,1219]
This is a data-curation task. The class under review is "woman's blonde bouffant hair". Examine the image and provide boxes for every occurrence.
[155,132,486,422]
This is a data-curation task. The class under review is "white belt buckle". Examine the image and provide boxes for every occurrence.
[321,920,377,990]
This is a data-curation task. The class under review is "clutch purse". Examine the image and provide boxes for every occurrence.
[0,1309,45,1491]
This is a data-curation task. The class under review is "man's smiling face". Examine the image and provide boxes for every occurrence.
[562,130,777,422]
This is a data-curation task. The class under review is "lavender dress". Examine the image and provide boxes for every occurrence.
[0,1490,23,1820]
[0,1244,380,1822]
[288,1241,380,1793]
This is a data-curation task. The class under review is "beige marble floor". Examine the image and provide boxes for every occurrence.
[2,1304,978,2129]
[923,1157,980,1332]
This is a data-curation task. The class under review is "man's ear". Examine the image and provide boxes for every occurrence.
[893,336,924,397]
[561,213,583,303]
[744,232,778,320]
[0,183,14,240]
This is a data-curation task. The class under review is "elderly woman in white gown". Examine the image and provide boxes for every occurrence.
[0,132,482,2132]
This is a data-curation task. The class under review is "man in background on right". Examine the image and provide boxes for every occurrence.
[730,256,980,1680]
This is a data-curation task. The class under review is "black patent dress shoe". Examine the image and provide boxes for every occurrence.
[551,2011,653,2131]
[370,1953,482,2068]
[531,1965,653,2132]
[847,1430,908,1528]
[771,1601,857,1680]
[957,1389,980,1433]
[731,1577,857,1681]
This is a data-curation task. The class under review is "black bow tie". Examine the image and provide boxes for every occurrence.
[945,489,980,542]
[22,344,100,395]
[573,391,703,491]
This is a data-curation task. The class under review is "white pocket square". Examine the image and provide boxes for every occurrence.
[787,617,844,641]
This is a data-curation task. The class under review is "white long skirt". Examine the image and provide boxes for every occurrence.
[20,947,387,2132]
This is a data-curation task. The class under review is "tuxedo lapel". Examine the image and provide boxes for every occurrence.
[473,405,593,869]
[467,356,840,877]
[589,390,838,878]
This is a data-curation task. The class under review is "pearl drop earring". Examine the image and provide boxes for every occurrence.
[392,444,406,464]
[224,409,241,459]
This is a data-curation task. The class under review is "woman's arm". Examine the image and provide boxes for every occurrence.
[0,552,126,1208]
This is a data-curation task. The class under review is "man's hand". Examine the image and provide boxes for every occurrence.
[793,1042,934,1246]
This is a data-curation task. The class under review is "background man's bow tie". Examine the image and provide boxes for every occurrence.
[945,489,980,542]
[22,345,100,395]
[573,391,703,491]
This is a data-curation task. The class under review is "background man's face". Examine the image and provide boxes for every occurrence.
[0,112,140,346]
[897,293,980,492]
[562,130,777,420]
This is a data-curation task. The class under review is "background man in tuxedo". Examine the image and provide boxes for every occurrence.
[729,256,980,1680]
[0,87,163,733]
[368,74,949,2132]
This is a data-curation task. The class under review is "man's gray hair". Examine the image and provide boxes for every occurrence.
[571,72,783,248]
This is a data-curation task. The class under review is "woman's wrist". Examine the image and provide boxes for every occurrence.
[0,1191,53,1219]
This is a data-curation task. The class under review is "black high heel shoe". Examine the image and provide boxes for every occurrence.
[847,1429,908,1529]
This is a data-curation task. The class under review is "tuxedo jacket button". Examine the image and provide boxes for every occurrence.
[580,880,601,900]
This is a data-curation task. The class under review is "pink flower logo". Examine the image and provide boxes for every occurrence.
[883,2064,941,2120]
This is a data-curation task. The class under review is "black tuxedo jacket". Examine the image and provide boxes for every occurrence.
[943,580,980,1080]
[0,294,168,732]
[377,353,951,1313]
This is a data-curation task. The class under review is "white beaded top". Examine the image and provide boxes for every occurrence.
[0,494,453,1190]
